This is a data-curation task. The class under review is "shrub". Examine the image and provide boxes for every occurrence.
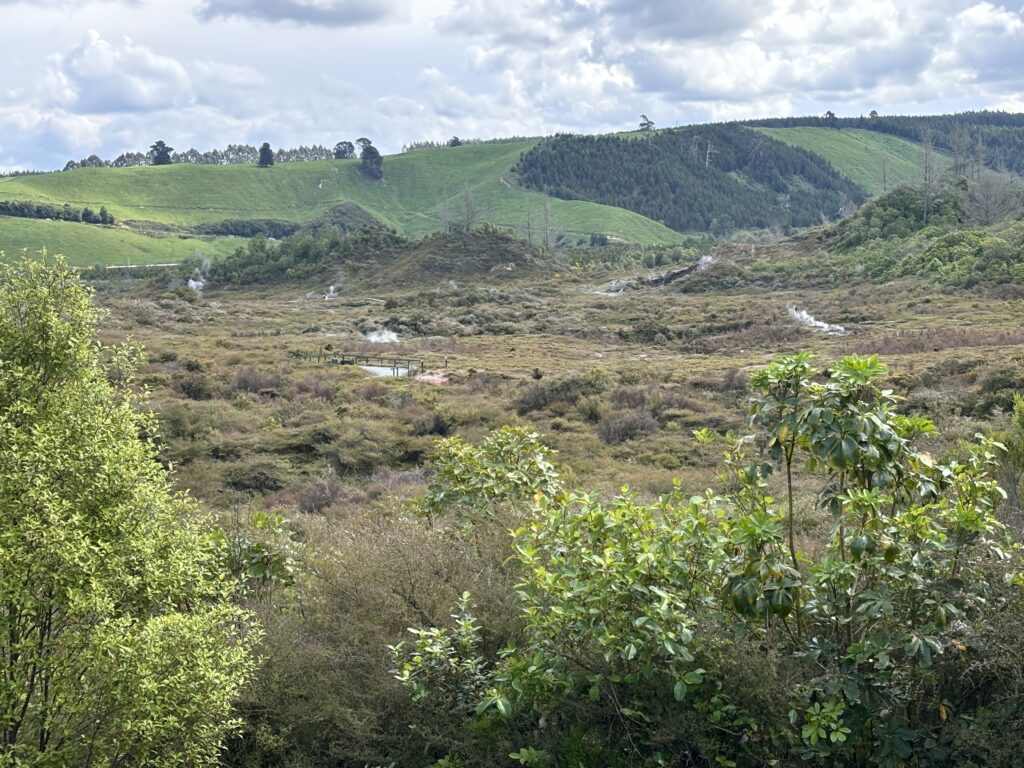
[224,458,290,493]
[232,366,282,393]
[296,374,335,402]
[0,258,257,765]
[296,469,345,514]
[398,354,1024,767]
[515,371,607,415]
[361,380,390,401]
[575,395,605,423]
[597,409,658,444]
[173,371,215,400]
[410,408,455,437]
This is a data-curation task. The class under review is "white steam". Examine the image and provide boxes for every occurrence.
[787,305,848,336]
[187,253,211,295]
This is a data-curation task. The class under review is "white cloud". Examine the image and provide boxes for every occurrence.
[196,0,400,26]
[1,0,1024,170]
[44,30,193,113]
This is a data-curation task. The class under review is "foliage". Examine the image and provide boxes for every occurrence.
[390,592,495,714]
[257,142,275,168]
[149,139,173,166]
[398,354,1024,767]
[515,371,608,415]
[192,217,299,238]
[65,142,339,169]
[334,140,356,159]
[417,426,561,527]
[206,225,408,286]
[360,140,384,180]
[897,229,1024,286]
[993,393,1024,528]
[212,509,299,600]
[516,125,864,234]
[824,185,965,251]
[0,200,114,225]
[0,258,258,765]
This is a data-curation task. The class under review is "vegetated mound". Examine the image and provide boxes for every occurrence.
[203,225,554,290]
[192,219,300,239]
[346,227,556,289]
[298,202,381,237]
[822,184,966,251]
[751,181,1024,289]
[515,124,865,234]
[205,226,409,287]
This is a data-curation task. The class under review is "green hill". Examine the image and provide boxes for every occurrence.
[2,115,1009,265]
[0,216,238,266]
[0,141,685,248]
[745,111,1024,175]
[514,125,865,232]
[752,127,945,195]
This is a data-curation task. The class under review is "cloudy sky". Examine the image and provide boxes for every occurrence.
[1,0,1023,171]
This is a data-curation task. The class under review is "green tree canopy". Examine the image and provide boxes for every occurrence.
[257,142,275,167]
[148,140,173,166]
[0,257,258,766]
[358,139,383,180]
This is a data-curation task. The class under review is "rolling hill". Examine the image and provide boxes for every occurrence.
[0,141,686,259]
[0,113,1012,267]
[0,216,238,266]
[752,127,944,195]
[514,125,867,232]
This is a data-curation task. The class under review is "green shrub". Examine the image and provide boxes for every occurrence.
[398,354,1024,767]
[224,458,290,493]
[597,409,658,444]
[515,371,607,415]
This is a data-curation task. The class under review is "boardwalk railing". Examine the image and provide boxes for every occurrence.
[305,351,424,377]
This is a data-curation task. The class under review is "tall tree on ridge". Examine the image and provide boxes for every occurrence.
[149,140,173,166]
[258,142,275,167]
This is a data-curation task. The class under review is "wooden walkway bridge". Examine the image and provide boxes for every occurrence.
[307,351,424,377]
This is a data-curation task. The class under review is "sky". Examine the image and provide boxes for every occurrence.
[1,0,1023,171]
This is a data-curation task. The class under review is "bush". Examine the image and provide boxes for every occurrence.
[296,469,345,514]
[410,408,455,437]
[296,374,335,402]
[515,371,607,415]
[576,395,605,423]
[173,371,215,400]
[224,458,289,493]
[232,366,282,393]
[597,409,659,444]
[397,354,1024,767]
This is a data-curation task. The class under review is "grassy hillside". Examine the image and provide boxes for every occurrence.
[747,111,1024,175]
[753,127,949,195]
[0,142,685,246]
[515,125,865,233]
[0,216,237,266]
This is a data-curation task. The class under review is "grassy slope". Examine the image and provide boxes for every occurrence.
[0,142,685,245]
[0,217,238,266]
[753,127,946,196]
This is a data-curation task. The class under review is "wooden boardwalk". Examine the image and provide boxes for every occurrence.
[306,351,424,377]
